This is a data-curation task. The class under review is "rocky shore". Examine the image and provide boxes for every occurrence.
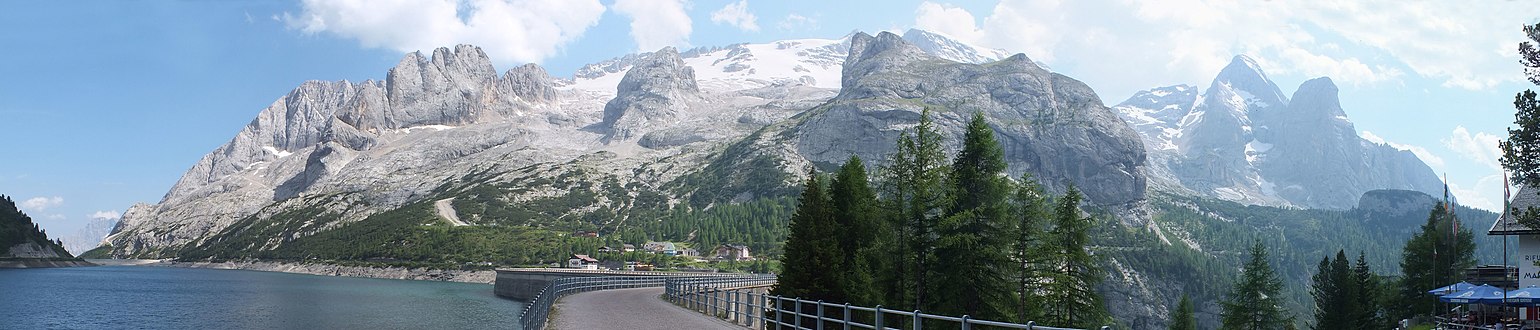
[146,260,496,284]
[0,259,97,269]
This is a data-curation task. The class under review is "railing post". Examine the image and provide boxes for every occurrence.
[775,296,783,330]
[874,305,883,330]
[960,315,970,330]
[1027,321,1034,330]
[795,298,803,330]
[912,310,921,330]
[843,303,851,330]
[817,300,825,330]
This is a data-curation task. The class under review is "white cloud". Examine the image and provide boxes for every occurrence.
[281,0,606,66]
[914,2,983,43]
[1443,126,1503,171]
[612,0,692,52]
[1450,173,1503,212]
[710,0,758,32]
[89,210,121,220]
[20,196,63,212]
[909,0,1532,100]
[1362,130,1446,169]
[45,214,65,221]
[777,13,818,32]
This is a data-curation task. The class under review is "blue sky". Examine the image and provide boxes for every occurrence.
[1,0,1536,242]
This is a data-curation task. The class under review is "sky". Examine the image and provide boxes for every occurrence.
[1,0,1536,245]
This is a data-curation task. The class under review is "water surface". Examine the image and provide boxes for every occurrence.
[0,266,521,329]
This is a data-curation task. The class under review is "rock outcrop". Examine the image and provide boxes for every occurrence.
[796,32,1148,206]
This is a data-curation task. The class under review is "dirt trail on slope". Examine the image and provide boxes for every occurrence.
[434,198,468,226]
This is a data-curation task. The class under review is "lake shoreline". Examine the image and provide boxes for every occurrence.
[132,260,496,284]
[0,259,96,269]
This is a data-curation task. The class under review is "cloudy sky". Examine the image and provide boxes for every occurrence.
[1,0,1536,241]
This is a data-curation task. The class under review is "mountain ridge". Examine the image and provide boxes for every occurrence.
[1113,55,1447,209]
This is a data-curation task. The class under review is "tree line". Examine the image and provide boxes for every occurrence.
[772,110,1111,328]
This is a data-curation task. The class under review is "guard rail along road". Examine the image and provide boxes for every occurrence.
[517,274,751,330]
[664,276,1111,330]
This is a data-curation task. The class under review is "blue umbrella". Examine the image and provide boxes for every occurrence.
[1441,284,1507,304]
[1428,281,1477,295]
[1506,286,1540,306]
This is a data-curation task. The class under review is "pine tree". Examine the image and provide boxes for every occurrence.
[1010,173,1051,323]
[774,171,845,303]
[1501,22,1540,224]
[1351,252,1385,330]
[878,108,950,310]
[1310,256,1337,329]
[1170,293,1198,330]
[1310,251,1356,329]
[1040,185,1110,328]
[1395,202,1475,320]
[1221,241,1293,330]
[830,155,882,305]
[934,112,1013,319]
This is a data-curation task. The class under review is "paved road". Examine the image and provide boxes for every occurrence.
[549,287,745,330]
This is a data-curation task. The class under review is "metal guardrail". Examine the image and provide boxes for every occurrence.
[664,277,1109,330]
[516,274,758,330]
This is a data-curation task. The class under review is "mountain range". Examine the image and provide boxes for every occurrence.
[1112,55,1446,209]
[90,29,1461,328]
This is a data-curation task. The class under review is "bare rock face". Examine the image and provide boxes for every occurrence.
[600,47,700,142]
[106,45,565,257]
[1114,56,1446,210]
[796,32,1148,206]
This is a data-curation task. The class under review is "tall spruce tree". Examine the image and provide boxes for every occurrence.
[879,108,950,310]
[830,156,882,305]
[1010,173,1051,323]
[774,171,845,303]
[1170,293,1198,330]
[1310,250,1357,330]
[1040,185,1110,328]
[1395,202,1475,320]
[934,112,1013,319]
[1352,252,1385,330]
[1221,241,1293,330]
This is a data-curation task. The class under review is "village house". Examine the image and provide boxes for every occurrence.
[714,244,753,261]
[566,254,599,270]
[643,241,678,255]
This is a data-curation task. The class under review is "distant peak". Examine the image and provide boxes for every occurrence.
[1208,54,1288,109]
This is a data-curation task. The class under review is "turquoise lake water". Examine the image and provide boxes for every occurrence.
[0,266,522,329]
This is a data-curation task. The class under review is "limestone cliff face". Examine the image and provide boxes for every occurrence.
[1114,56,1446,209]
[600,47,701,143]
[107,45,568,257]
[795,32,1148,206]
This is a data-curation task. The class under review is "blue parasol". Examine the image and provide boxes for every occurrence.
[1428,281,1477,295]
[1506,286,1540,306]
[1441,284,1507,304]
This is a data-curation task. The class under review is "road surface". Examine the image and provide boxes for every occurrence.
[548,287,745,330]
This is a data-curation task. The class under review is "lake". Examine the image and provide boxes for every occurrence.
[0,265,522,329]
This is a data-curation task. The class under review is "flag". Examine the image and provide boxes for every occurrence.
[1446,173,1457,234]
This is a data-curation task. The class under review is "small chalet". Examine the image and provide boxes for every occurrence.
[644,241,678,255]
[567,254,600,270]
[714,244,753,261]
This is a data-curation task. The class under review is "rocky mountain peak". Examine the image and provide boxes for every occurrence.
[600,47,702,142]
[615,46,698,95]
[1288,77,1345,119]
[899,29,1009,64]
[500,63,557,103]
[843,32,930,87]
[1209,55,1288,111]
